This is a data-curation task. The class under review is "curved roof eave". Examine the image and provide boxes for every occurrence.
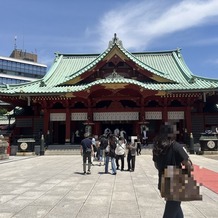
[1,78,217,95]
[42,54,64,82]
[171,51,193,80]
[172,51,218,85]
[194,75,218,82]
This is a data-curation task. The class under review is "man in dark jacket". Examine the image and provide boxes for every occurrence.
[80,132,93,174]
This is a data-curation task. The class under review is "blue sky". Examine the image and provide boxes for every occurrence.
[1,0,218,79]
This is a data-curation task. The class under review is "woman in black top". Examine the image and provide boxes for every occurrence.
[152,134,193,218]
[105,134,117,175]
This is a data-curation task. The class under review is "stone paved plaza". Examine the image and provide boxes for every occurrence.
[0,154,217,218]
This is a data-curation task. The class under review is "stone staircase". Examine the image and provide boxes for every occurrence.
[44,144,153,155]
[45,144,81,155]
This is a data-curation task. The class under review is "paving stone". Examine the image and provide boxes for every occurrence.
[0,154,217,218]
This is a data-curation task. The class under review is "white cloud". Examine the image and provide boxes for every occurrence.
[96,0,218,50]
[192,37,218,46]
[206,58,218,65]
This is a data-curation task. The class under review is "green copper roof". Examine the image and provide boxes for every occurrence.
[0,35,218,95]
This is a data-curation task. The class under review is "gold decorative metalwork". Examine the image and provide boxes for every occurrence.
[102,84,127,89]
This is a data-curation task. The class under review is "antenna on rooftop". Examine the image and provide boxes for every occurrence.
[14,36,17,50]
[22,35,25,52]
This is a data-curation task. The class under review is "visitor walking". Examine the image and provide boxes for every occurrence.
[152,133,193,218]
[99,134,108,166]
[80,133,93,175]
[105,134,117,175]
[127,139,137,171]
[115,136,126,171]
[120,128,127,140]
[136,136,141,155]
[141,126,148,146]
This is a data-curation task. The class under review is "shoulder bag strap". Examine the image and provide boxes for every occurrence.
[170,142,177,166]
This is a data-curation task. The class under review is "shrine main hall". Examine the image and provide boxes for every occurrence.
[0,34,218,146]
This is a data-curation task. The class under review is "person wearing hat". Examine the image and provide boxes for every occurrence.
[80,132,93,174]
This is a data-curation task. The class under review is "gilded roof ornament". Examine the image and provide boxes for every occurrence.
[106,69,124,79]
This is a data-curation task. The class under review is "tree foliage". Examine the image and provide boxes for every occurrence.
[0,107,8,116]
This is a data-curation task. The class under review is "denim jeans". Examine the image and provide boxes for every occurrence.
[99,149,105,163]
[105,156,117,174]
[111,157,117,174]
[127,154,135,171]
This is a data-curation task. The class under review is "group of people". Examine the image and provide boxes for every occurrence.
[80,132,137,175]
[81,125,198,218]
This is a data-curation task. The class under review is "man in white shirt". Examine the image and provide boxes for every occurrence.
[141,127,148,146]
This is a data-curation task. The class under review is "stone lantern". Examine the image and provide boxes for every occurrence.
[0,135,9,160]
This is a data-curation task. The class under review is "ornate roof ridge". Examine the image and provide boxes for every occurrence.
[108,33,123,48]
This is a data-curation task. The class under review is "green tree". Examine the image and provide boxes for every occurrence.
[0,107,8,116]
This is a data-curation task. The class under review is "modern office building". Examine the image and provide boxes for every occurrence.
[0,49,47,132]
[0,49,47,84]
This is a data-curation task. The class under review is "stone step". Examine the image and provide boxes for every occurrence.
[16,152,35,156]
[43,144,153,155]
[47,144,80,150]
[44,148,152,155]
[45,149,81,155]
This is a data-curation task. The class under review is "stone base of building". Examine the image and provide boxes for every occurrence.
[202,150,218,155]
[0,153,9,160]
[16,152,35,156]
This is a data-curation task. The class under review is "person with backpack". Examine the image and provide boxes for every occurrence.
[80,132,93,174]
[99,134,108,166]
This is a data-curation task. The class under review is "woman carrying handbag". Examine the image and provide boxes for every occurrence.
[105,134,117,175]
[152,133,200,218]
